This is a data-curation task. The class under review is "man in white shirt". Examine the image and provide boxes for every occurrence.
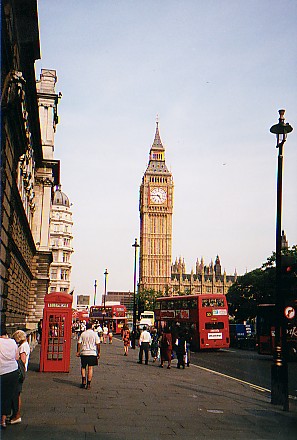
[76,322,100,389]
[138,326,152,365]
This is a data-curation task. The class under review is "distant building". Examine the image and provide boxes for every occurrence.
[49,185,74,293]
[281,230,288,250]
[76,295,90,311]
[171,256,237,296]
[102,291,133,311]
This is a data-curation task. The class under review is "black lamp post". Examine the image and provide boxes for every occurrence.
[103,269,108,308]
[131,238,140,349]
[270,109,293,411]
[94,279,97,305]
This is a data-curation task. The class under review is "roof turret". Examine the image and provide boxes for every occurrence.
[53,185,70,207]
[146,121,170,174]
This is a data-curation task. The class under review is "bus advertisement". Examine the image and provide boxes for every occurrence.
[256,302,297,360]
[89,305,127,334]
[154,294,230,351]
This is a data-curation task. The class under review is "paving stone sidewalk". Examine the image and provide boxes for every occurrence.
[2,337,297,440]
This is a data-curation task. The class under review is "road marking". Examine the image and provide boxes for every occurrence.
[192,364,270,393]
[192,364,297,400]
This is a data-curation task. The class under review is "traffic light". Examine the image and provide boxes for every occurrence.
[281,256,297,299]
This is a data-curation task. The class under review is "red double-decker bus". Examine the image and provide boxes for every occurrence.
[89,305,127,334]
[154,294,230,351]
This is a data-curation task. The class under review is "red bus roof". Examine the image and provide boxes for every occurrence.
[156,294,227,301]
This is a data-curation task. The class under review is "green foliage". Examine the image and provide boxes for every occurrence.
[227,268,275,322]
[262,245,297,268]
[227,246,297,322]
[138,289,160,313]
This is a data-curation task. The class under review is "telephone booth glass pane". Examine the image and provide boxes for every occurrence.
[47,314,65,361]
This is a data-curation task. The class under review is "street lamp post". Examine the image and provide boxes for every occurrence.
[132,238,140,349]
[104,269,108,308]
[270,109,293,411]
[94,279,97,306]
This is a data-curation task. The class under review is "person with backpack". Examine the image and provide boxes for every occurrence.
[159,326,172,369]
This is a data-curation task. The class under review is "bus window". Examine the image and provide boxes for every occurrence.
[205,322,224,330]
[189,299,197,309]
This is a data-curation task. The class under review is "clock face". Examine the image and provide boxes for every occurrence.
[150,187,167,204]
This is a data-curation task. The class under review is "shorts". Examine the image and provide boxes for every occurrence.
[80,355,98,368]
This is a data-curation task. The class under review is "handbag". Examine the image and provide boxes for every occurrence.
[17,359,26,383]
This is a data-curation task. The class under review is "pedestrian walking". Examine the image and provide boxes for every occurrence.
[159,326,172,369]
[95,323,103,343]
[150,327,159,362]
[9,330,30,425]
[122,325,130,356]
[37,319,43,343]
[103,324,108,344]
[0,325,19,429]
[138,326,152,365]
[185,328,192,367]
[108,328,113,344]
[175,330,186,369]
[76,322,100,390]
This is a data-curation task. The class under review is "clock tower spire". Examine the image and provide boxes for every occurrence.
[139,121,174,294]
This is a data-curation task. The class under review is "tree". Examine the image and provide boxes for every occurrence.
[227,268,275,322]
[227,246,297,322]
[137,289,160,318]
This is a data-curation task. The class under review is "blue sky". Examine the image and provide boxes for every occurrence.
[36,0,297,304]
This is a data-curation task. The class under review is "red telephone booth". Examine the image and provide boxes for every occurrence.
[40,292,73,372]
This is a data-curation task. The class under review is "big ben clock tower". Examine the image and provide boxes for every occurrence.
[139,122,174,294]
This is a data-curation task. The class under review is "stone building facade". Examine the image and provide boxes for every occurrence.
[171,256,237,296]
[139,122,174,294]
[1,0,57,331]
[49,185,73,294]
[1,1,63,332]
[27,69,61,324]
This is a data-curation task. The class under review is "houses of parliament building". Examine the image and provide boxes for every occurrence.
[139,122,237,296]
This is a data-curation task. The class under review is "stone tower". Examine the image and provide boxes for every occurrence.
[49,185,74,294]
[139,122,174,294]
